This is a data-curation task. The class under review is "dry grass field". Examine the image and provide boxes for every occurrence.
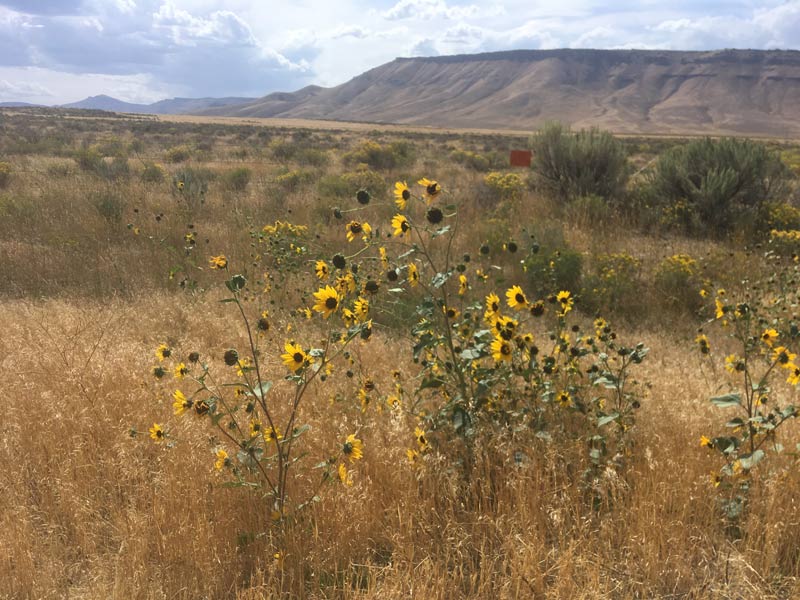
[2,108,800,599]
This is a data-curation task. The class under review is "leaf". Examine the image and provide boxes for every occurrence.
[219,298,237,303]
[710,393,741,408]
[725,417,745,428]
[431,271,452,288]
[431,225,451,238]
[737,450,765,470]
[253,381,272,399]
[460,348,483,360]
[418,377,444,391]
[597,413,619,427]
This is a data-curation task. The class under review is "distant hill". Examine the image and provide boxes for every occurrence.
[0,101,45,107]
[59,94,256,115]
[202,49,800,137]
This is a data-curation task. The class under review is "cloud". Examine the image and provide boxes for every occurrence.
[0,77,53,99]
[0,1,85,16]
[382,0,484,21]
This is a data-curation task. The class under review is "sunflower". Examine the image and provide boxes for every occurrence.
[485,293,500,315]
[506,285,528,310]
[773,346,797,367]
[761,328,778,347]
[172,390,193,415]
[312,285,340,319]
[155,343,171,361]
[406,448,420,464]
[491,336,513,363]
[174,362,189,379]
[281,341,310,372]
[556,391,572,408]
[394,181,411,209]
[787,365,800,386]
[214,448,229,471]
[415,427,428,449]
[149,423,165,442]
[556,291,574,315]
[209,255,228,269]
[458,274,467,296]
[338,462,353,485]
[315,260,330,280]
[152,365,166,379]
[250,419,263,438]
[408,263,419,287]
[353,297,369,321]
[493,315,518,340]
[379,247,388,268]
[695,334,711,355]
[342,433,363,461]
[345,220,372,242]
[392,214,411,237]
[265,426,282,443]
[724,354,745,373]
[417,177,442,201]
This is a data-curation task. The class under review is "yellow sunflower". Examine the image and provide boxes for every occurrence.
[172,390,193,415]
[392,214,411,237]
[491,336,513,363]
[281,341,310,372]
[312,285,340,319]
[506,285,528,310]
[209,255,228,269]
[417,177,442,201]
[345,220,372,242]
[149,423,165,442]
[394,181,411,209]
[315,260,329,280]
[342,433,363,462]
[408,263,419,287]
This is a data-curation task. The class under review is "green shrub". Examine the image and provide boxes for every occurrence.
[451,149,491,171]
[141,162,166,183]
[482,171,525,203]
[275,168,315,192]
[0,162,11,189]
[530,122,629,201]
[164,145,191,163]
[222,167,252,192]
[645,137,790,236]
[343,140,415,170]
[522,225,583,297]
[92,190,126,224]
[582,252,641,314]
[173,167,212,209]
[653,254,704,311]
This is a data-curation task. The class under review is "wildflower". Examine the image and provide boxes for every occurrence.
[338,463,353,485]
[772,346,796,368]
[194,399,210,416]
[695,334,711,355]
[787,365,800,386]
[256,313,270,332]
[529,300,545,317]
[250,419,263,438]
[236,358,251,377]
[485,293,500,315]
[363,280,379,295]
[188,351,200,363]
[493,315,518,340]
[177,180,185,191]
[379,247,388,268]
[209,255,228,269]
[710,472,722,487]
[415,427,428,450]
[281,341,310,372]
[556,291,574,315]
[332,254,346,270]
[152,365,166,379]
[174,362,189,379]
[312,285,340,319]
[392,214,411,237]
[345,220,371,242]
[700,435,714,449]
[724,354,745,373]
[417,178,442,201]
[353,296,369,321]
[265,426,282,443]
[356,189,371,205]
[149,423,165,442]
[172,390,193,415]
[335,272,357,294]
[214,448,228,471]
[223,349,239,366]
[342,433,363,462]
[298,307,313,320]
[315,260,329,280]
[408,263,419,287]
[556,391,572,408]
[426,207,444,224]
[715,298,725,319]
[155,343,171,361]
[394,181,411,209]
[342,308,356,327]
[761,328,779,347]
[458,274,468,296]
[506,285,528,310]
[406,448,420,464]
[491,336,513,363]
[443,305,459,320]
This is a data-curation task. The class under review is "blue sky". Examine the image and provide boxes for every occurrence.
[0,0,799,104]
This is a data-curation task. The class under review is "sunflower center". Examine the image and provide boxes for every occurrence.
[293,352,304,363]
[427,183,438,195]
[343,442,353,455]
[402,189,410,200]
[500,343,511,355]
[401,221,410,232]
[350,222,362,234]
[325,297,338,309]
[515,293,525,304]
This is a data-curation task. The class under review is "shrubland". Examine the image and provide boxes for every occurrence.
[1,108,800,599]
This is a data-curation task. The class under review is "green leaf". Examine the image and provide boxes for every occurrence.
[597,413,619,427]
[711,393,741,408]
[253,381,272,399]
[737,449,765,470]
[431,271,452,288]
[431,225,451,238]
[418,377,444,391]
[219,298,237,303]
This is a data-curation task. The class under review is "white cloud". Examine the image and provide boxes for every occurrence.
[382,0,483,21]
[0,78,53,99]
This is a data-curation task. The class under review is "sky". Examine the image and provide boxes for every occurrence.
[0,0,799,105]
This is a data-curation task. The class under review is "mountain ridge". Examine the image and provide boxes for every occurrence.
[201,48,800,137]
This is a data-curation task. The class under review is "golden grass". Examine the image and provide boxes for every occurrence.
[2,111,800,598]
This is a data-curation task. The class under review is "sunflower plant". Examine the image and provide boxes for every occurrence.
[145,220,373,522]
[697,256,800,522]
[337,177,648,497]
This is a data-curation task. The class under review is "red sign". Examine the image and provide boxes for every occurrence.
[509,150,532,168]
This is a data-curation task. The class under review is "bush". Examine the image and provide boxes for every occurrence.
[482,171,525,203]
[275,168,315,192]
[141,162,166,183]
[522,226,583,297]
[583,253,641,314]
[645,137,790,236]
[0,162,11,189]
[165,145,191,163]
[530,122,629,202]
[653,254,704,311]
[92,190,126,224]
[343,140,415,170]
[451,149,491,171]
[222,167,251,192]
